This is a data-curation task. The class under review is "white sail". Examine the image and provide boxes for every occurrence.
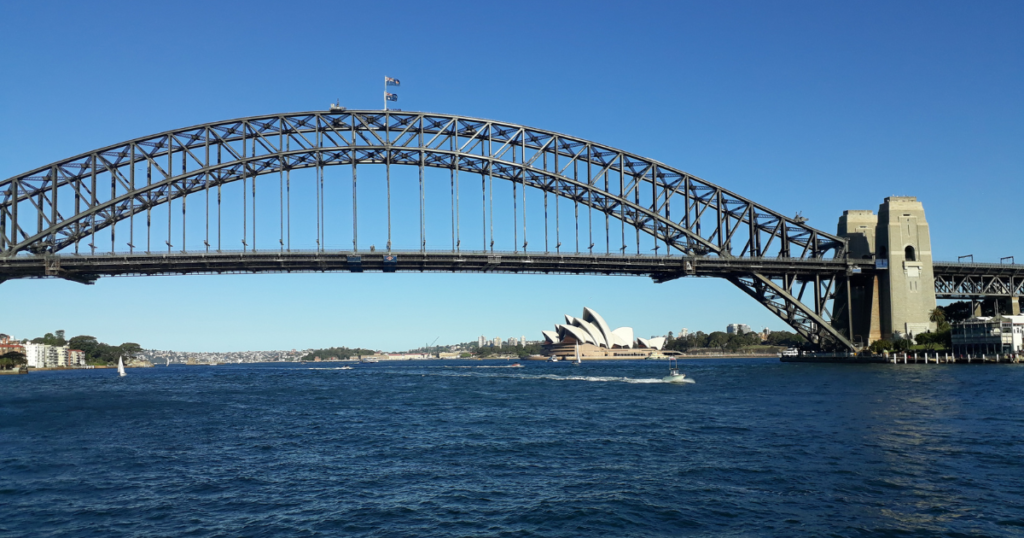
[117,356,126,377]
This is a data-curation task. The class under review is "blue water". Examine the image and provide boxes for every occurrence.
[2,359,1023,537]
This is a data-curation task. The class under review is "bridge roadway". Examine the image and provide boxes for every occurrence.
[1,251,1020,299]
[0,250,859,284]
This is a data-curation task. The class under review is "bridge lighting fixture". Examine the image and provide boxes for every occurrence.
[959,254,974,263]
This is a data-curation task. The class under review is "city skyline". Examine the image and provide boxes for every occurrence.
[1,1,1021,352]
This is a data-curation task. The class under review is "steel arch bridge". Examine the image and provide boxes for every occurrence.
[1,110,859,349]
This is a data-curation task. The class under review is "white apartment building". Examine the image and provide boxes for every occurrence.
[493,337,502,347]
[68,349,85,366]
[23,343,48,368]
[22,343,72,367]
[727,324,752,335]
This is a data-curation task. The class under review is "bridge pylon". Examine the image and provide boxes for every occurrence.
[835,196,937,347]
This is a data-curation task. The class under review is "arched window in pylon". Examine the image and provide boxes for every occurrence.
[905,245,916,262]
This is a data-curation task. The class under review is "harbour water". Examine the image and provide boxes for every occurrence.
[2,359,1022,536]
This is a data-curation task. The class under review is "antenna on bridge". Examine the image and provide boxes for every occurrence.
[384,76,400,110]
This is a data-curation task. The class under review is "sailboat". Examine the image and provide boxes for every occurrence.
[573,342,582,366]
[117,356,127,377]
[662,356,692,383]
[165,357,170,367]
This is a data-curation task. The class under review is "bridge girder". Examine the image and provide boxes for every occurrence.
[1,110,856,349]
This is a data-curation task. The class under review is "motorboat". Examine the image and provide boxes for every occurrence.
[548,355,560,362]
[662,357,692,384]
[509,362,523,368]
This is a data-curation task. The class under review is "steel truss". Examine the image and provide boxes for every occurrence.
[933,262,1024,299]
[1,110,855,348]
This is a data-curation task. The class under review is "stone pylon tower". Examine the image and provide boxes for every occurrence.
[834,197,937,346]
[876,196,937,339]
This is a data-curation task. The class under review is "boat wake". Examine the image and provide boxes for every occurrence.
[447,365,528,369]
[529,374,680,384]
[436,372,688,384]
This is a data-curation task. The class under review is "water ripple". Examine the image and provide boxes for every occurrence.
[1,359,1022,536]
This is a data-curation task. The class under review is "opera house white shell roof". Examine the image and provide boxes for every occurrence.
[541,307,663,350]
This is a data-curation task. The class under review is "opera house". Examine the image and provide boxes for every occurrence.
[541,307,667,360]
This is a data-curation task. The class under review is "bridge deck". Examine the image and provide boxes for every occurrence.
[1,250,857,284]
[4,252,1019,300]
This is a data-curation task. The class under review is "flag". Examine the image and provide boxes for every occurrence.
[385,76,400,86]
[385,92,398,102]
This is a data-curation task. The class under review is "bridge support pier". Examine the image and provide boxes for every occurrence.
[834,273,882,349]
[837,197,937,345]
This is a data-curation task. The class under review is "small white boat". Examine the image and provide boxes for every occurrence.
[165,358,170,367]
[509,362,523,368]
[548,355,560,362]
[573,342,582,366]
[339,366,353,370]
[662,357,692,384]
[117,356,127,377]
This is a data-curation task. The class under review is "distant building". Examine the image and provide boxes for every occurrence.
[508,337,520,348]
[68,350,85,366]
[493,337,502,348]
[51,346,67,367]
[0,338,25,357]
[22,343,70,367]
[23,343,47,368]
[727,324,752,335]
[540,307,666,360]
[679,328,688,338]
[759,327,771,342]
[478,335,486,348]
[952,316,1023,356]
[520,336,526,346]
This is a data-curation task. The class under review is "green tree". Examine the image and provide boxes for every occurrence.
[707,331,730,350]
[0,351,27,370]
[69,335,99,353]
[118,342,142,359]
[892,338,912,352]
[869,339,894,354]
[929,308,950,332]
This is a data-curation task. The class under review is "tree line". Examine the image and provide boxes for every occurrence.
[299,346,379,361]
[0,329,142,368]
[868,305,954,354]
[664,330,806,352]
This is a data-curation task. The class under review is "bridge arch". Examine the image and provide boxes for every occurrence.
[0,110,854,349]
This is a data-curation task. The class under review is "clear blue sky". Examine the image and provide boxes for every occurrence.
[1,0,1021,352]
